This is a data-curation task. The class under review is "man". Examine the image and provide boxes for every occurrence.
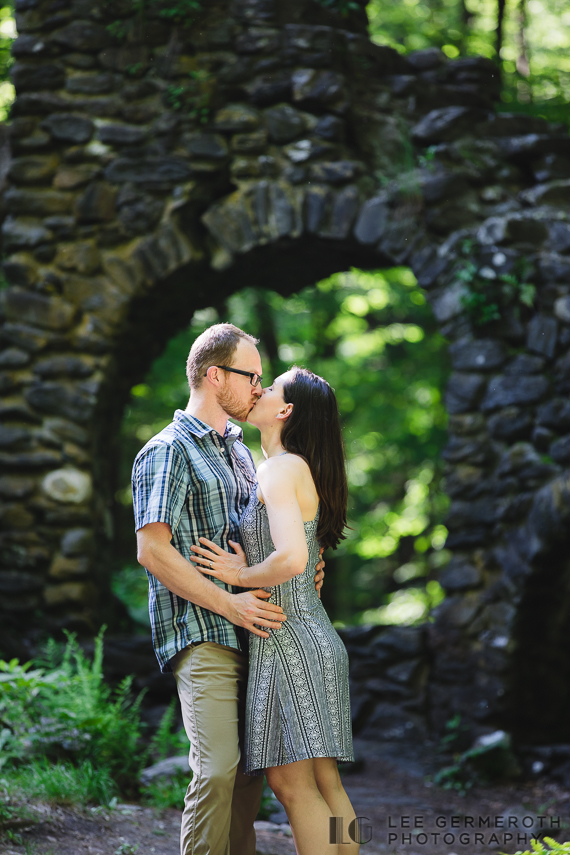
[132,323,324,855]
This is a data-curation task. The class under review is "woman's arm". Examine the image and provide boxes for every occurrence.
[190,457,309,587]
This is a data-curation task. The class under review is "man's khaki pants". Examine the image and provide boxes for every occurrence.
[171,642,264,855]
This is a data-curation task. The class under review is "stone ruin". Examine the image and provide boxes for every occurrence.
[2,0,570,767]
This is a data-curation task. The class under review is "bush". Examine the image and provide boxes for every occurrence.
[0,628,146,799]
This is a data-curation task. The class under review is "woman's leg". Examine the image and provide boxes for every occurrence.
[314,758,359,855]
[265,759,336,855]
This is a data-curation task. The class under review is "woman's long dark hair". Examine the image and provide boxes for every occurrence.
[280,367,348,550]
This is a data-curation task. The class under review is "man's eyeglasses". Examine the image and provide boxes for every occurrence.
[206,366,263,387]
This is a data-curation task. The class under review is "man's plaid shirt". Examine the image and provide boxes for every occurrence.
[132,409,256,672]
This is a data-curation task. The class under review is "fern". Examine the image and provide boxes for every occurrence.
[501,838,570,854]
[0,629,147,797]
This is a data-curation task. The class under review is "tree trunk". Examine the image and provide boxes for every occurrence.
[253,290,282,380]
[458,0,475,51]
[496,0,507,61]
[516,0,530,78]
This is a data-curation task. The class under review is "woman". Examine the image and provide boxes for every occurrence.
[189,367,358,855]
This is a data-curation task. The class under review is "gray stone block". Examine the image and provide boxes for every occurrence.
[504,353,545,374]
[527,315,558,358]
[449,338,506,372]
[11,63,65,92]
[264,103,305,143]
[1,288,75,331]
[140,755,190,786]
[25,382,96,422]
[98,123,147,146]
[536,397,570,430]
[104,157,193,185]
[61,527,94,556]
[51,20,111,52]
[439,559,482,591]
[550,435,570,465]
[445,372,487,414]
[411,106,489,145]
[488,406,533,440]
[41,113,94,144]
[554,296,570,324]
[482,374,549,411]
[353,196,389,245]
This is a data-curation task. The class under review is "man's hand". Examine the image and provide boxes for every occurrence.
[224,589,287,639]
[314,547,325,599]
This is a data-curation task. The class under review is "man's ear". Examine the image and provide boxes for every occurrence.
[204,366,221,385]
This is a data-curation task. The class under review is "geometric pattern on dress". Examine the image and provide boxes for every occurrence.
[240,488,354,775]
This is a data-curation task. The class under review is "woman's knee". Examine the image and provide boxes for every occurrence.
[265,768,291,804]
[314,758,343,795]
[266,763,317,806]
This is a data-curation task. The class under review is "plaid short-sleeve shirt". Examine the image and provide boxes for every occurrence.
[131,409,257,672]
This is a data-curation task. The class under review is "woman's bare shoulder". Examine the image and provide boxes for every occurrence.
[259,453,308,483]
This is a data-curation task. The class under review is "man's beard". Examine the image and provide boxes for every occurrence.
[216,385,253,422]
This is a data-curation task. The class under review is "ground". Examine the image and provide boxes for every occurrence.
[2,738,569,855]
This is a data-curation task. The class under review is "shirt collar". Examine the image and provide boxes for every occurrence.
[174,410,244,446]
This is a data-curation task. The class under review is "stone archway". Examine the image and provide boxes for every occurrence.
[2,0,570,742]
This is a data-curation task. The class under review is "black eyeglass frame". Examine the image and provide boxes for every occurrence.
[205,365,263,387]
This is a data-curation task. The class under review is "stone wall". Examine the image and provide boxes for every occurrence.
[1,0,570,745]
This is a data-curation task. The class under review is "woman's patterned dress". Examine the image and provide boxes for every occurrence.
[239,489,353,775]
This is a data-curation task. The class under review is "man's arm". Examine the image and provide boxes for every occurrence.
[137,522,287,639]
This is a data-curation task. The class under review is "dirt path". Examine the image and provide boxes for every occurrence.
[3,738,569,855]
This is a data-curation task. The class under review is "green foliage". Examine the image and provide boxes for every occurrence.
[165,72,211,121]
[0,633,198,826]
[148,698,187,761]
[153,0,201,22]
[0,777,31,828]
[112,564,151,626]
[0,629,146,798]
[12,759,118,807]
[502,840,570,855]
[106,20,127,41]
[70,0,204,51]
[130,0,202,25]
[125,62,145,77]
[457,243,536,326]
[140,772,190,809]
[115,844,140,855]
[0,4,16,120]
[314,0,361,16]
[166,84,186,111]
[1,631,195,819]
[256,779,280,820]
[432,761,474,795]
[432,729,520,796]
[436,713,470,753]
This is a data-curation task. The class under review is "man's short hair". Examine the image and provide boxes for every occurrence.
[186,323,259,389]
